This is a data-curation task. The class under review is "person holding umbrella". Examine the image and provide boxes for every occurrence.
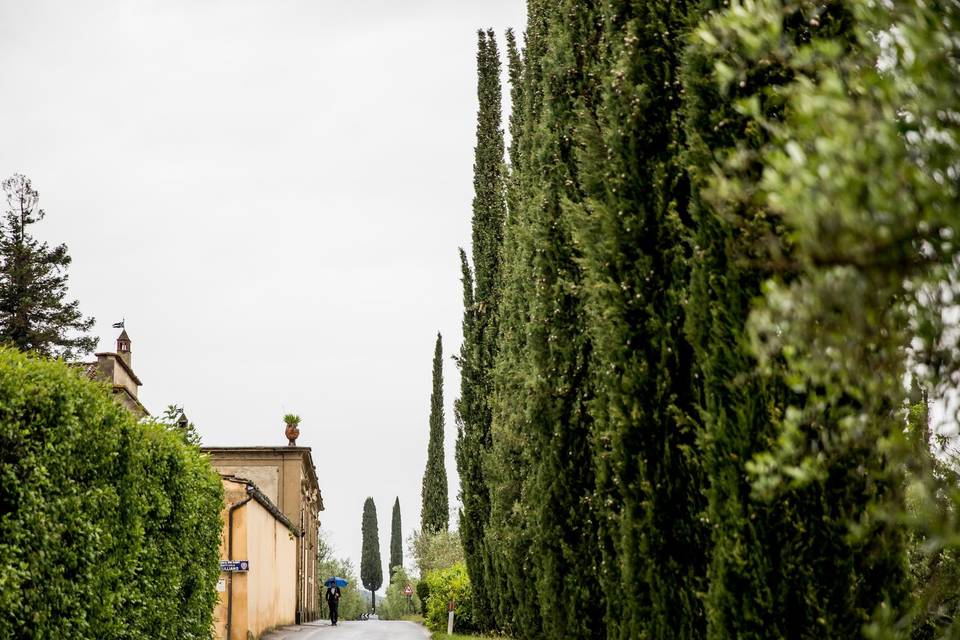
[325,577,346,626]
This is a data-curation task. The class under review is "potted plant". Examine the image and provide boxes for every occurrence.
[284,413,301,446]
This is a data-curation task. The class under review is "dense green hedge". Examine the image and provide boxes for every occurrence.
[0,348,223,639]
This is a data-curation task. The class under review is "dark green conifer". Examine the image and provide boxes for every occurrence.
[683,7,792,636]
[572,2,707,638]
[455,28,506,631]
[390,497,402,580]
[360,497,383,612]
[0,174,95,358]
[421,333,448,533]
[483,24,543,638]
[516,2,604,636]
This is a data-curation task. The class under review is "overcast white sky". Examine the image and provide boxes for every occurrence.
[0,0,526,586]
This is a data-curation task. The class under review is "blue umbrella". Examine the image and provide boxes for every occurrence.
[325,576,348,588]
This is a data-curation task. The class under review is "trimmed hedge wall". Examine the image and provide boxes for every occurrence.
[0,348,223,639]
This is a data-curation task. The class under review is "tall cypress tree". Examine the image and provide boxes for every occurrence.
[518,2,604,636]
[483,23,544,638]
[0,174,96,358]
[360,497,383,612]
[469,2,918,639]
[455,27,506,632]
[421,333,448,533]
[573,2,706,638]
[389,497,402,580]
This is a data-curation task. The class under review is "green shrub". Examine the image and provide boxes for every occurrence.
[410,528,464,576]
[416,579,431,606]
[379,566,420,619]
[0,349,141,638]
[424,562,474,633]
[0,348,223,639]
[122,423,224,639]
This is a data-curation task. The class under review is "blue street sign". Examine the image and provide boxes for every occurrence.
[220,560,250,572]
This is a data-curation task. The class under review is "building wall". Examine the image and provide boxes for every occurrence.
[204,448,323,623]
[241,499,298,638]
[214,481,297,640]
[215,465,281,505]
[111,360,137,393]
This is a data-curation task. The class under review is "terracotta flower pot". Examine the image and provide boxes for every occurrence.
[285,422,300,446]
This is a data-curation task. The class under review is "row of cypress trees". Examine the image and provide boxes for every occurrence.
[454,1,952,638]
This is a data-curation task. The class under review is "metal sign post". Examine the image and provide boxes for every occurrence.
[447,599,455,635]
[404,585,414,613]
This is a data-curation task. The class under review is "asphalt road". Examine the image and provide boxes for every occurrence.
[262,620,431,640]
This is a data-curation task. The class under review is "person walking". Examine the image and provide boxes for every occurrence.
[325,583,342,626]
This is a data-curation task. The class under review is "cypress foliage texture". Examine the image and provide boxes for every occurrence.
[483,23,544,638]
[390,497,402,580]
[421,333,449,533]
[573,2,706,638]
[455,27,506,632]
[0,175,96,358]
[517,2,605,636]
[360,497,383,612]
[462,1,928,638]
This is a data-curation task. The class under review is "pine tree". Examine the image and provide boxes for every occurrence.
[0,174,95,358]
[390,497,402,580]
[360,497,383,612]
[455,27,506,632]
[421,333,448,533]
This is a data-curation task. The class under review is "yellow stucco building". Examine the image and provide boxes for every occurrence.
[214,476,299,640]
[83,329,325,638]
[203,443,324,636]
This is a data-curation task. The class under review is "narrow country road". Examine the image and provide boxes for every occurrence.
[261,620,431,640]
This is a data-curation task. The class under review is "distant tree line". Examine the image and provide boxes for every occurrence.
[454,2,960,639]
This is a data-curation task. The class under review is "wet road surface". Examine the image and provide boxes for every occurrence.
[262,620,431,640]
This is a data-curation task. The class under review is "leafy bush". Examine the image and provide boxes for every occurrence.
[379,566,420,619]
[0,349,223,639]
[122,423,224,639]
[423,562,475,633]
[409,528,464,576]
[416,579,430,606]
